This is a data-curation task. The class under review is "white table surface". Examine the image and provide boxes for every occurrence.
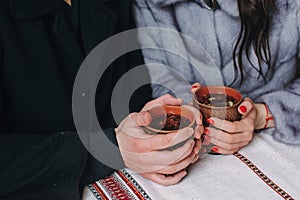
[83,133,300,200]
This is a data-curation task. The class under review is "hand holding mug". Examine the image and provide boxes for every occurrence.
[116,94,203,186]
[191,83,256,154]
[204,98,256,154]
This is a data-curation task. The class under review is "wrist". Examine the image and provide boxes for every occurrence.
[254,103,275,130]
[262,103,275,129]
[254,104,265,129]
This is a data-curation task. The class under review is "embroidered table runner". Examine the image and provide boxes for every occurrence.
[83,134,300,200]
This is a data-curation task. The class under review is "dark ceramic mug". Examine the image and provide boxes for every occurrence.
[144,105,196,150]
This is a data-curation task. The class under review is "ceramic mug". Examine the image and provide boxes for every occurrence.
[144,105,196,150]
[192,86,243,154]
[192,86,243,125]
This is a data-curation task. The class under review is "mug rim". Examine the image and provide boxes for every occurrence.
[193,86,243,109]
[145,105,196,134]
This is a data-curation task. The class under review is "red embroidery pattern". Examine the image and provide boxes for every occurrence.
[88,169,151,200]
[90,183,109,200]
[234,152,295,200]
[117,171,148,200]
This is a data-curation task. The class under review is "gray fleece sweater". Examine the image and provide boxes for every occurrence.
[133,0,300,145]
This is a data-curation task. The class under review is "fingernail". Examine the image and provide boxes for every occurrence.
[211,147,219,152]
[204,128,210,135]
[206,118,215,125]
[191,85,198,89]
[239,105,247,113]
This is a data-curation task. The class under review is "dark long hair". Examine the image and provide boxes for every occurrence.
[232,0,277,86]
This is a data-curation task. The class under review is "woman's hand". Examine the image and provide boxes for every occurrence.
[116,94,203,186]
[204,98,256,154]
[191,82,276,154]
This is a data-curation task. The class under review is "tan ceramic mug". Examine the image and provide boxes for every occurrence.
[192,86,243,154]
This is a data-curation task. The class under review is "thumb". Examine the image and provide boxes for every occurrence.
[190,82,201,94]
[119,111,152,129]
[238,98,254,117]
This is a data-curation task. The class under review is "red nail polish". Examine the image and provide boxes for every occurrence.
[191,85,198,89]
[206,118,215,125]
[204,128,210,135]
[239,105,247,113]
[211,147,219,152]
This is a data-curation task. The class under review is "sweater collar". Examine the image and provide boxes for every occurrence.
[152,0,295,18]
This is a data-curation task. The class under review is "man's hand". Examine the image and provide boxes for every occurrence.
[116,94,203,186]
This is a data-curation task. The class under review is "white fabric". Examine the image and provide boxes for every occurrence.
[83,133,300,199]
[82,187,96,200]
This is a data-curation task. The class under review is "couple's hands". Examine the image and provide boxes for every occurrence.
[116,94,203,186]
[116,83,275,185]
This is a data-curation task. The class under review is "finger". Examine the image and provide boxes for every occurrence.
[207,117,247,133]
[194,124,204,140]
[182,105,203,126]
[209,136,250,151]
[155,152,196,174]
[193,138,202,154]
[202,134,211,145]
[142,94,183,111]
[123,138,195,170]
[150,139,195,167]
[116,112,155,140]
[238,98,254,117]
[191,154,200,164]
[140,170,187,186]
[118,111,152,129]
[207,127,253,144]
[137,127,195,152]
[206,117,236,133]
[190,82,201,94]
[210,145,241,155]
[161,139,195,164]
[118,127,195,154]
[182,105,203,140]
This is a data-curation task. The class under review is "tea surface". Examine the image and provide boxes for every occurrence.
[149,114,191,131]
[197,94,237,107]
